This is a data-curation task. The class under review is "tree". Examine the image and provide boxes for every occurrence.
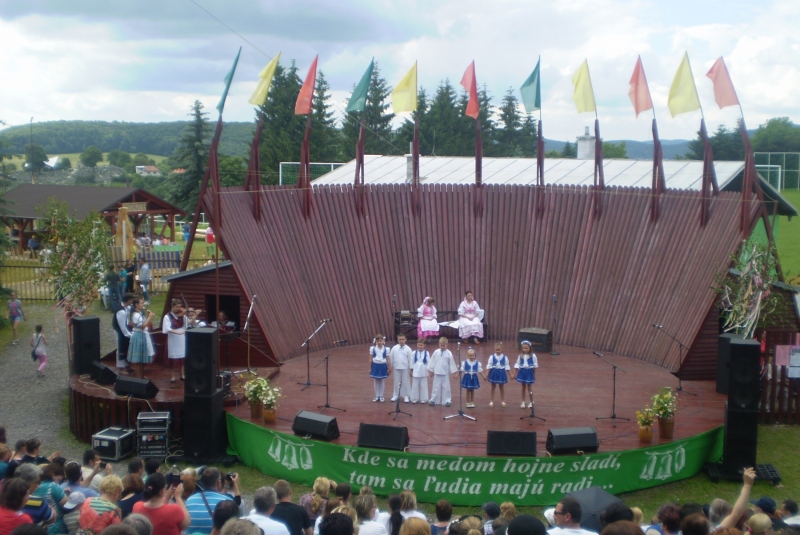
[395,88,430,154]
[561,141,576,158]
[218,154,246,187]
[80,146,104,168]
[258,62,305,185]
[685,123,744,161]
[74,170,96,184]
[603,141,628,159]
[545,149,561,158]
[752,117,800,153]
[57,157,71,170]
[166,101,210,211]
[341,61,396,159]
[496,88,537,157]
[424,80,462,156]
[25,143,48,174]
[309,71,340,163]
[107,149,132,168]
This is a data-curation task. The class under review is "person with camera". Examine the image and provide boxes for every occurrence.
[132,472,190,535]
[185,467,240,535]
[80,450,114,493]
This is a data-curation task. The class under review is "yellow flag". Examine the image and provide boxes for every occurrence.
[248,52,281,107]
[392,62,417,113]
[572,59,596,113]
[667,52,700,118]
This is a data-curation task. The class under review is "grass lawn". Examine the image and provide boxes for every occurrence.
[775,189,800,283]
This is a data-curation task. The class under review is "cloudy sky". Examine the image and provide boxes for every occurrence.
[1,0,798,142]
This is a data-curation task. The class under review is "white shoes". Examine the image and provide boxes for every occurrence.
[489,401,494,407]
[390,397,399,402]
[404,397,410,403]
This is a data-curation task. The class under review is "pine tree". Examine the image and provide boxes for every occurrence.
[341,62,396,159]
[561,141,576,158]
[497,89,523,157]
[520,114,538,157]
[258,62,305,185]
[309,71,340,163]
[425,80,462,156]
[395,88,430,154]
[166,100,209,210]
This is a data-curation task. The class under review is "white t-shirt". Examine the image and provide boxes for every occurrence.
[359,520,389,535]
[246,513,291,535]
[548,527,598,535]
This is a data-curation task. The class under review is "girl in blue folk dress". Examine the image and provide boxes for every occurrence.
[514,340,538,409]
[369,334,391,402]
[485,342,511,407]
[460,348,483,408]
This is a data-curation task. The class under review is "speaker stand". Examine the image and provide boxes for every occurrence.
[594,352,630,428]
[316,342,346,414]
[550,294,559,355]
[444,342,476,422]
[299,320,328,391]
[388,376,412,421]
[520,403,546,425]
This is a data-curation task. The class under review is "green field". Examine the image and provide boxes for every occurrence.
[3,152,168,168]
[776,189,800,283]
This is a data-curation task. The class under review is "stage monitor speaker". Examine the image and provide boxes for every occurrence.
[717,333,744,395]
[723,403,759,470]
[292,411,340,440]
[518,328,552,352]
[357,424,409,451]
[728,338,762,411]
[91,361,118,385]
[185,328,218,396]
[72,315,100,375]
[183,389,227,459]
[114,376,159,399]
[487,430,537,456]
[546,427,599,455]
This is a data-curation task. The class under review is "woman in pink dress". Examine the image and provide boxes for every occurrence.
[417,297,439,343]
[458,291,484,344]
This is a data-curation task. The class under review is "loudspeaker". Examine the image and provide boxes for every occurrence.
[183,389,227,459]
[72,316,101,375]
[723,403,759,470]
[545,427,599,455]
[728,339,762,411]
[487,430,537,456]
[292,411,340,440]
[185,328,218,396]
[518,328,552,352]
[91,361,118,385]
[717,333,744,394]
[114,376,159,399]
[357,424,409,451]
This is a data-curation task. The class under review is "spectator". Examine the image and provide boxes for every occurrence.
[6,440,58,479]
[313,498,342,535]
[629,508,644,528]
[431,499,452,535]
[709,500,732,528]
[271,480,312,535]
[0,426,6,445]
[331,507,357,532]
[210,501,241,535]
[131,473,189,535]
[180,469,197,500]
[400,518,431,535]
[542,509,555,529]
[31,464,67,532]
[185,468,240,535]
[399,491,426,521]
[549,497,596,535]
[81,450,113,492]
[99,525,138,535]
[9,526,45,535]
[221,520,260,535]
[747,515,771,535]
[492,518,511,535]
[500,504,516,523]
[142,460,159,484]
[645,505,680,535]
[507,515,545,535]
[599,521,642,535]
[681,514,710,535]
[127,459,144,478]
[0,479,34,535]
[122,514,152,535]
[449,515,483,535]
[0,445,11,480]
[60,463,99,498]
[138,257,151,304]
[779,500,800,526]
[245,487,290,535]
[78,475,123,533]
[376,494,401,535]
[334,484,352,506]
[483,503,501,535]
[117,475,145,518]
[750,498,788,531]
[680,505,705,522]
[320,513,354,535]
[718,468,757,531]
[16,465,55,528]
[600,503,634,530]
[353,495,387,535]
[299,478,334,523]
[61,492,86,535]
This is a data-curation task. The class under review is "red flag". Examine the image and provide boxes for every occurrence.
[706,57,739,109]
[460,61,480,119]
[295,55,318,115]
[628,56,653,117]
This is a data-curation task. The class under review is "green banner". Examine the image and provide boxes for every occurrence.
[227,415,723,506]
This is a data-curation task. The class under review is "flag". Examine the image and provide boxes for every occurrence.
[346,59,374,113]
[460,61,480,119]
[216,47,242,114]
[628,56,653,117]
[706,57,740,109]
[248,52,281,107]
[392,62,418,113]
[520,58,541,113]
[572,59,596,113]
[295,55,318,115]
[667,52,700,118]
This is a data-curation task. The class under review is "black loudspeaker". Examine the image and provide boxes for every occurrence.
[183,390,227,459]
[91,362,118,385]
[728,339,762,411]
[717,333,744,394]
[487,430,537,456]
[72,316,100,375]
[357,424,409,451]
[292,411,340,440]
[518,328,552,352]
[546,427,599,455]
[114,376,159,399]
[723,403,759,469]
[185,328,218,396]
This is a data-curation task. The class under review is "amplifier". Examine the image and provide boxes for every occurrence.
[92,427,136,461]
[518,328,552,352]
[137,411,171,431]
[137,431,169,457]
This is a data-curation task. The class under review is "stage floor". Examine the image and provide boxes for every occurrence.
[228,343,727,456]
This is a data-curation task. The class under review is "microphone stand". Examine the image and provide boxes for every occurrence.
[243,294,257,376]
[652,325,697,396]
[444,342,476,422]
[388,372,412,420]
[316,341,346,413]
[594,351,630,427]
[299,320,329,391]
[550,294,559,355]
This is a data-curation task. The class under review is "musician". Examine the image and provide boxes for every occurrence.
[210,311,235,334]
[186,308,207,329]
[163,299,187,383]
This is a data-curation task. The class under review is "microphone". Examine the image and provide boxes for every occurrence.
[652,324,662,329]
[593,351,604,357]
[335,339,348,345]
[552,294,557,303]
[392,294,397,303]
[321,318,332,323]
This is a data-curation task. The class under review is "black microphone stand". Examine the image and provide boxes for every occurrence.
[298,320,329,391]
[316,341,346,413]
[652,324,697,396]
[550,294,559,355]
[594,351,630,427]
[388,373,412,420]
[444,342,476,422]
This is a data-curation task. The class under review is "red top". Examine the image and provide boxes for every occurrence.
[0,507,33,535]
[132,502,186,535]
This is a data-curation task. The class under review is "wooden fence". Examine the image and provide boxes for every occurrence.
[760,362,800,424]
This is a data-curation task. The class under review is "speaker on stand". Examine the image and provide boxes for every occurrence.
[72,316,100,376]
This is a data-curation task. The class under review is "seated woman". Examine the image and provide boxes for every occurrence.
[417,297,439,343]
[457,291,485,344]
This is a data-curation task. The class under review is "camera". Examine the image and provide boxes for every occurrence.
[99,462,107,469]
[224,472,235,484]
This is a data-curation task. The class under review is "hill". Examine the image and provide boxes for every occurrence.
[543,138,691,159]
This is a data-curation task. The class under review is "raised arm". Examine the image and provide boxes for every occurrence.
[719,467,756,529]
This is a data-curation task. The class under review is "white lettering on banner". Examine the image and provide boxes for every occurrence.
[640,446,686,481]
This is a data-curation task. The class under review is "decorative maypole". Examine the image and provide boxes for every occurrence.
[246,53,281,221]
[346,59,374,216]
[520,57,544,217]
[572,59,603,218]
[392,63,420,214]
[460,61,483,217]
[295,55,319,219]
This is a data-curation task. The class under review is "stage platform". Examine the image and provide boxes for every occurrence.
[228,343,727,457]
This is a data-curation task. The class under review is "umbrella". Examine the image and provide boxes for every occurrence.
[565,486,623,533]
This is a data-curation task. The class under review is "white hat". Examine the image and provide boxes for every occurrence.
[543,508,556,527]
[63,491,86,511]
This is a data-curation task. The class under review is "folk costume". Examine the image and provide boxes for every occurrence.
[416,297,439,339]
[427,348,457,406]
[409,349,430,403]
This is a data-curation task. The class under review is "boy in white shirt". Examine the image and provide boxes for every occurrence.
[409,340,430,404]
[427,337,458,406]
[389,335,413,403]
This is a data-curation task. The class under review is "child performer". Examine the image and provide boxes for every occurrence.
[30,324,49,378]
[409,339,430,404]
[485,342,510,407]
[389,334,412,403]
[514,340,538,408]
[163,299,187,383]
[427,337,458,407]
[369,334,391,402]
[460,348,482,408]
[416,297,439,343]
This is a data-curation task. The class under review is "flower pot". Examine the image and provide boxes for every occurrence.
[658,416,675,439]
[262,407,276,425]
[249,399,263,419]
[638,426,653,444]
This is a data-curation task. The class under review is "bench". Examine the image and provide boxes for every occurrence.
[393,310,488,341]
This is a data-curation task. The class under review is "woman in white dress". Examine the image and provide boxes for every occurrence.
[457,291,485,344]
[353,495,388,535]
[163,299,187,383]
[416,297,439,343]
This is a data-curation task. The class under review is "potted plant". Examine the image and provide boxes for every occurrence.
[244,377,281,420]
[260,380,282,425]
[651,387,678,439]
[636,405,655,443]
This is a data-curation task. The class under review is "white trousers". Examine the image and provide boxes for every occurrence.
[410,376,429,403]
[430,374,452,405]
[392,368,410,399]
[373,379,386,399]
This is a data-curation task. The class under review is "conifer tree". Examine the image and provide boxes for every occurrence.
[167,100,209,211]
[424,80,461,156]
[310,71,340,164]
[341,62,396,159]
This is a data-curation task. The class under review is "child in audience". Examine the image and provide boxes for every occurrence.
[427,337,458,406]
[514,340,538,409]
[461,348,482,408]
[485,342,510,407]
[409,340,430,404]
[30,324,49,378]
[370,334,391,402]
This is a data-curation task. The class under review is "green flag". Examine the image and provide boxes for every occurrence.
[346,59,374,113]
[520,58,541,113]
[217,47,242,114]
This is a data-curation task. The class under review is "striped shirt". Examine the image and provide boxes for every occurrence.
[186,491,235,535]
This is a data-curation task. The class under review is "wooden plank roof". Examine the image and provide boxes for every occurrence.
[206,184,761,370]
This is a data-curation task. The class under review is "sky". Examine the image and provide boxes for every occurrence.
[1,0,799,142]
